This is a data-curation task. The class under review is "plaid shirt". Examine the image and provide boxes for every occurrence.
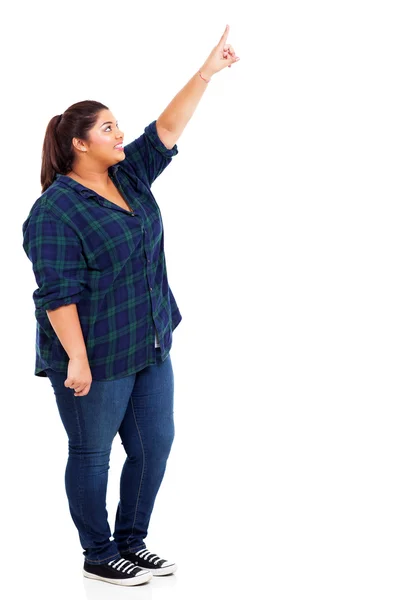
[22,119,182,381]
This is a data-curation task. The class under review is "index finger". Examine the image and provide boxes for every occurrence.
[218,24,229,47]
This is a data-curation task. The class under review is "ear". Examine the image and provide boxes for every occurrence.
[72,137,87,153]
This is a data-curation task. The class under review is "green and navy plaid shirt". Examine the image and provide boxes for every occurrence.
[22,119,182,380]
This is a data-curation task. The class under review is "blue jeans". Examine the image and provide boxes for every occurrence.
[44,348,174,565]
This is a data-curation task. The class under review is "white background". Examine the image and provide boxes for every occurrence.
[1,0,400,598]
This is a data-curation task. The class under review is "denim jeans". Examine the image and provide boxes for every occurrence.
[44,347,174,565]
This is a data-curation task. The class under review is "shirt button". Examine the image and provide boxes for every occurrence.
[148,259,150,263]
[150,287,153,291]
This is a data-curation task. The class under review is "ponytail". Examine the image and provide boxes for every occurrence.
[40,100,108,193]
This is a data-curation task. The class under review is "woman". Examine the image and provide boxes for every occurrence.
[22,25,239,587]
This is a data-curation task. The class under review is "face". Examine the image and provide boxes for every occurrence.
[73,109,125,167]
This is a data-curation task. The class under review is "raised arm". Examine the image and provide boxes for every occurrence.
[156,24,240,149]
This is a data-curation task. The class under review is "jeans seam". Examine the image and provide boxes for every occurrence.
[73,397,89,536]
[127,396,146,545]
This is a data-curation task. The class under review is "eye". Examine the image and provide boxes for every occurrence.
[105,125,112,131]
[105,123,118,132]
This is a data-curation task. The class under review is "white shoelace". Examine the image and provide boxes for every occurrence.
[135,549,165,565]
[108,558,141,574]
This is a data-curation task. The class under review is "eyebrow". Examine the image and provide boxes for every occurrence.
[100,120,118,127]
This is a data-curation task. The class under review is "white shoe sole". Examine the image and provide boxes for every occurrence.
[150,563,177,576]
[83,568,152,586]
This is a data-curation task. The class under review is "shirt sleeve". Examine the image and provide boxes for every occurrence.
[22,208,88,312]
[122,119,179,188]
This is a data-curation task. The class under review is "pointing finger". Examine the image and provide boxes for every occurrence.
[218,24,229,47]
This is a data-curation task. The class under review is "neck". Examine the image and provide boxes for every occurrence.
[66,167,111,187]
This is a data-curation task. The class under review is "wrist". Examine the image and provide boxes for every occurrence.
[199,66,213,82]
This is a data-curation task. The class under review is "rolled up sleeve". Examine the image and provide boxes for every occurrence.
[122,119,178,188]
[22,208,88,313]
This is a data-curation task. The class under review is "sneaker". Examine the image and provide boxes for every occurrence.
[83,556,152,586]
[120,548,177,576]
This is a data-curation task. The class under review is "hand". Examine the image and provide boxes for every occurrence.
[64,356,93,397]
[201,24,240,78]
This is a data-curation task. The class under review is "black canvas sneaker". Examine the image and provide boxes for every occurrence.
[83,556,152,586]
[120,548,177,576]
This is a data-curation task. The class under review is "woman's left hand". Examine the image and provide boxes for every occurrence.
[201,24,240,78]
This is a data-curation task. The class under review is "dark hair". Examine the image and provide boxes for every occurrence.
[40,100,109,193]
